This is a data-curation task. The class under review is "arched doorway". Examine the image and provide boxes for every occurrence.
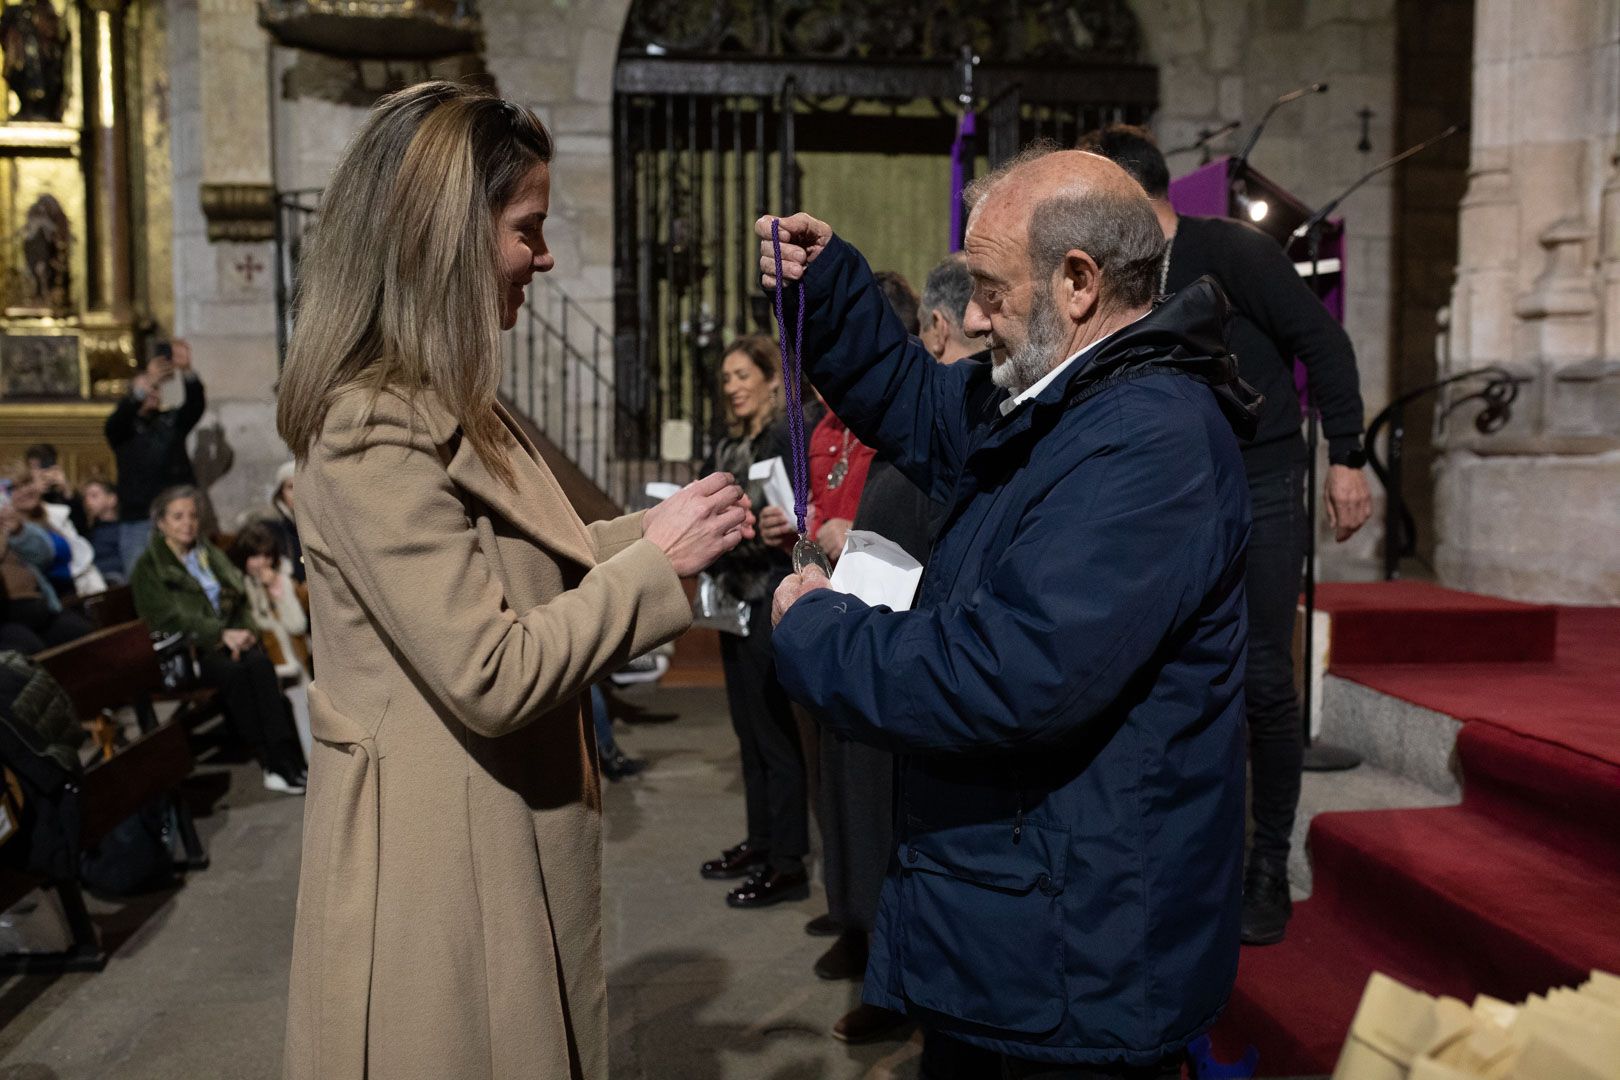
[610,0,1159,468]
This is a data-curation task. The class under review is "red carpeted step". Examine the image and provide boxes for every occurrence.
[1455,724,1620,869]
[1209,901,1451,1077]
[1314,581,1557,665]
[1306,804,1620,1003]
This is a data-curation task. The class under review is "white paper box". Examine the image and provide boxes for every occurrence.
[748,456,797,513]
[829,530,924,612]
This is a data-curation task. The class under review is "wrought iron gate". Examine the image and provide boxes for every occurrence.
[612,0,1158,470]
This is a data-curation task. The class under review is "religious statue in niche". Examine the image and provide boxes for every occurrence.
[0,333,78,397]
[18,193,70,308]
[1,0,69,122]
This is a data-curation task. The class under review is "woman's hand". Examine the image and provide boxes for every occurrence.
[816,518,852,561]
[221,627,257,659]
[758,505,797,551]
[643,472,755,577]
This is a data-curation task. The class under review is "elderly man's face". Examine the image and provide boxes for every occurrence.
[962,199,1068,393]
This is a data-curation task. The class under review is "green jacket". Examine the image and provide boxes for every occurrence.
[130,532,256,647]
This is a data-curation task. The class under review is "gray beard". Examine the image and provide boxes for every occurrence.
[991,289,1069,396]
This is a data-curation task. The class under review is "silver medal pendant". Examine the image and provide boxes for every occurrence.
[793,534,833,576]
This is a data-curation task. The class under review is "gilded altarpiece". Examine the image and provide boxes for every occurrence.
[0,0,171,485]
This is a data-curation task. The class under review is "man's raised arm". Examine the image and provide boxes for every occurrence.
[757,213,976,503]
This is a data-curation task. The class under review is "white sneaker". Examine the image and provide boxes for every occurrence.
[263,770,306,795]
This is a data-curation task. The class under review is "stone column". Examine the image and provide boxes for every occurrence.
[1433,0,1620,602]
[167,0,280,526]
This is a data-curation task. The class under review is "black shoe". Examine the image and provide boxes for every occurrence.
[813,930,868,981]
[600,748,646,781]
[832,1003,907,1044]
[701,840,769,880]
[804,912,841,937]
[725,867,810,908]
[1241,861,1293,945]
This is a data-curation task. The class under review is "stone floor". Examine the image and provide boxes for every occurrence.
[0,682,1397,1078]
[0,686,926,1079]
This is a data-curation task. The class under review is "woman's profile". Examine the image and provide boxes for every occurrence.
[276,81,750,1080]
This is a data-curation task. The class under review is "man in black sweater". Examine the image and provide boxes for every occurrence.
[1084,125,1372,945]
[105,339,205,575]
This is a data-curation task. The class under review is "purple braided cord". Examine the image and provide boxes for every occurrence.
[771,219,811,534]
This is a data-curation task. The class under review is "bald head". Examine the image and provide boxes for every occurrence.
[958,147,1167,395]
[965,149,1166,311]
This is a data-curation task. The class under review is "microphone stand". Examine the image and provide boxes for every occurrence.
[1164,119,1240,163]
[1293,124,1462,774]
[1231,82,1328,177]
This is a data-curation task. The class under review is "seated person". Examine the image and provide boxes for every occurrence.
[80,479,127,585]
[130,486,306,794]
[25,443,87,534]
[229,522,312,758]
[2,494,93,652]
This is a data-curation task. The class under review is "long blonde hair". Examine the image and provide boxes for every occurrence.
[275,82,553,483]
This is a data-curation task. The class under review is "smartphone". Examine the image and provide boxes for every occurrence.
[151,340,173,362]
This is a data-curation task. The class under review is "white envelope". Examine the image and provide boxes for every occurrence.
[747,456,797,513]
[829,530,924,612]
[644,482,682,502]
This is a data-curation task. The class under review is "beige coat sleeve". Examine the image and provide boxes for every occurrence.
[585,511,650,562]
[306,415,691,739]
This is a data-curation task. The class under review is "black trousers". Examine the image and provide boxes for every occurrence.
[195,645,305,779]
[919,1032,1182,1079]
[818,730,893,932]
[3,597,93,651]
[719,597,808,872]
[1243,463,1307,871]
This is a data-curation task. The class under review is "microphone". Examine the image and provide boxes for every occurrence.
[1231,82,1328,173]
[1164,119,1241,158]
[1291,124,1462,243]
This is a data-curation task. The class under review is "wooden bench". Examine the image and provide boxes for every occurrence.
[80,584,137,630]
[0,621,209,973]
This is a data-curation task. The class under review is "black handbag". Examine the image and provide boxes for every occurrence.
[150,630,196,693]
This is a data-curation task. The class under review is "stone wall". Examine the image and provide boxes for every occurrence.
[1436,0,1620,602]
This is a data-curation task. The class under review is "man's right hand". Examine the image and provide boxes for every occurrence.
[756,213,833,289]
[644,472,755,577]
[146,357,175,385]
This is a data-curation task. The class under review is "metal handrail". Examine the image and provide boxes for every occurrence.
[1366,366,1531,579]
[505,282,658,512]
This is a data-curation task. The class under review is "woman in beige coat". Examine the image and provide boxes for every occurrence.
[276,82,751,1080]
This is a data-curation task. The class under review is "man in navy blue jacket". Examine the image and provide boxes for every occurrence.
[762,150,1256,1077]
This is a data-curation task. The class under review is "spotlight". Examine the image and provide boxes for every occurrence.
[1246,198,1270,223]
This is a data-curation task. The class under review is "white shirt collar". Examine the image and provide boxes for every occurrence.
[997,313,1148,417]
[999,338,1105,417]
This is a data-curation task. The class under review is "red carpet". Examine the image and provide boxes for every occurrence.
[1315,580,1557,664]
[1210,591,1620,1077]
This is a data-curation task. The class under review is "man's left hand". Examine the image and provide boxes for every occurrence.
[772,565,831,627]
[1325,464,1373,542]
[172,339,193,372]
